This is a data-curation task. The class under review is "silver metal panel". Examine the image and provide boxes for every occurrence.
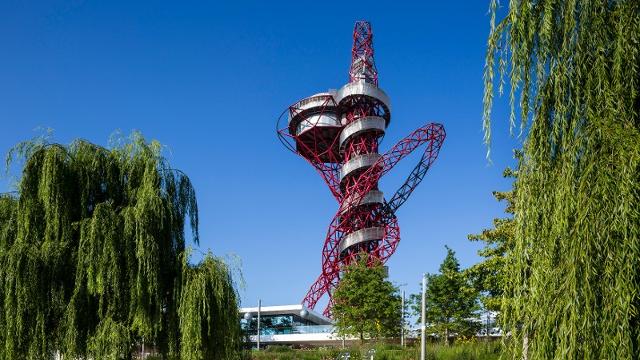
[338,227,385,253]
[335,80,391,112]
[339,153,381,180]
[339,116,386,148]
[239,304,334,326]
[288,93,337,124]
[296,113,340,135]
[339,190,384,213]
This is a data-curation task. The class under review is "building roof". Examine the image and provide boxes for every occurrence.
[239,304,333,325]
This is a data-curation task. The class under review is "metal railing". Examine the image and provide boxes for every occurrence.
[290,324,335,334]
[247,324,335,336]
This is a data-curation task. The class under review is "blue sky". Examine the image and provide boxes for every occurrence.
[0,0,519,308]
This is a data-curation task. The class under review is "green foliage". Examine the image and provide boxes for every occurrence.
[332,256,402,342]
[247,342,501,360]
[179,252,242,360]
[0,132,241,359]
[411,247,480,345]
[484,0,640,358]
[251,346,357,360]
[425,341,501,360]
[263,345,295,353]
[466,167,516,313]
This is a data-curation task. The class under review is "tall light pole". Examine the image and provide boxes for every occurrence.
[401,290,405,347]
[257,299,262,351]
[420,273,427,360]
[396,282,407,348]
[243,300,263,351]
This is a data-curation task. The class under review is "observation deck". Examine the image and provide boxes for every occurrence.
[287,92,341,163]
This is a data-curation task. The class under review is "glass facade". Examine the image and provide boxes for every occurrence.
[240,313,334,335]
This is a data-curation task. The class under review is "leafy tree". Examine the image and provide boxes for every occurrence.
[332,256,402,342]
[466,167,516,313]
[484,0,640,358]
[411,247,480,345]
[179,252,242,360]
[0,133,241,360]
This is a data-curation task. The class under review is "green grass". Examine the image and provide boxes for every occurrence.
[249,341,501,360]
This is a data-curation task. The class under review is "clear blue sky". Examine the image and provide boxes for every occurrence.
[0,0,519,308]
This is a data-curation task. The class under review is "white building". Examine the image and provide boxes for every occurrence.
[240,304,354,347]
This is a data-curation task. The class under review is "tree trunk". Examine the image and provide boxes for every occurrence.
[522,331,529,360]
[445,327,450,346]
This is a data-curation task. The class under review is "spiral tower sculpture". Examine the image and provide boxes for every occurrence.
[277,21,446,316]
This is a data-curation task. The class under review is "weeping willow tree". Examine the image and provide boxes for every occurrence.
[0,132,241,360]
[179,252,242,360]
[483,1,639,359]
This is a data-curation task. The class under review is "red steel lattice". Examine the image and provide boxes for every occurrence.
[276,21,446,317]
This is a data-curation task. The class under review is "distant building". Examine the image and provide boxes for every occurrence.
[240,304,353,347]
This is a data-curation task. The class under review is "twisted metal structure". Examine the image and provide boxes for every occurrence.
[276,21,446,316]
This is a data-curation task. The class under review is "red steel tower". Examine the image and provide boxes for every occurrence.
[277,21,446,316]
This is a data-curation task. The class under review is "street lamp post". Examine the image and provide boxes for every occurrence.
[420,273,427,360]
[396,282,407,348]
[243,300,262,351]
[257,299,261,351]
[401,290,405,348]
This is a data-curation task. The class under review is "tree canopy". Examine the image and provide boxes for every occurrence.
[411,247,479,345]
[0,133,241,359]
[466,167,516,314]
[484,0,640,358]
[332,256,401,342]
